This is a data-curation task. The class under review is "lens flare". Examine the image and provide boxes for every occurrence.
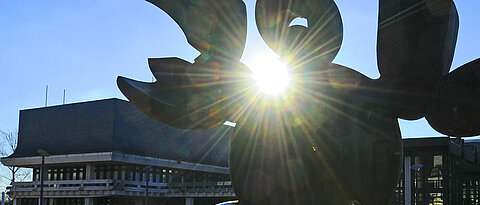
[247,53,290,94]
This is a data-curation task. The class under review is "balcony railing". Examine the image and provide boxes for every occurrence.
[11,179,115,192]
[9,180,235,198]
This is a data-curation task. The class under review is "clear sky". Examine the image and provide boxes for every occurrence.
[0,0,479,139]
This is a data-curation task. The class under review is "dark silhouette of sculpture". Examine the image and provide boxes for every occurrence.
[117,0,250,130]
[117,0,480,204]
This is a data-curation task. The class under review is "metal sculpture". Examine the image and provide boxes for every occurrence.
[117,0,480,204]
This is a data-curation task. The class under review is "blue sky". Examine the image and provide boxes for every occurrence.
[0,0,479,139]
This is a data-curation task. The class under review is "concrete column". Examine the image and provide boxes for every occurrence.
[85,163,95,180]
[185,198,194,205]
[85,198,94,205]
[85,164,95,205]
[12,198,16,205]
[404,156,412,205]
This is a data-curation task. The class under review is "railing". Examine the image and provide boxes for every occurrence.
[9,180,234,197]
[119,180,234,193]
[11,179,115,192]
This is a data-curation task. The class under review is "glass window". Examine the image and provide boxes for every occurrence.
[105,170,111,179]
[60,169,64,180]
[98,167,103,179]
[73,168,77,180]
[120,166,126,180]
[434,155,443,167]
[135,167,140,181]
[113,166,119,180]
[53,169,58,180]
[105,166,111,179]
[128,167,134,181]
[79,167,84,180]
[65,168,71,180]
[156,173,160,182]
[34,168,39,181]
[47,168,52,181]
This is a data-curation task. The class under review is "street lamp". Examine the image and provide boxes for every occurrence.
[37,149,49,205]
[143,165,153,205]
[411,164,423,205]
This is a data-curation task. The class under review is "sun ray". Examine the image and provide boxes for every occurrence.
[247,53,291,95]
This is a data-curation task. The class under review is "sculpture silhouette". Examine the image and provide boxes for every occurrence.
[117,0,480,204]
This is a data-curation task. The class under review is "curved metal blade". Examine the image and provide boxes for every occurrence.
[146,0,247,63]
[148,57,191,86]
[426,58,480,137]
[327,64,372,92]
[255,0,343,70]
[117,0,248,129]
[117,76,226,130]
[377,0,459,120]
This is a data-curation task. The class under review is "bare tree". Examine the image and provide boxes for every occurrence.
[0,130,30,187]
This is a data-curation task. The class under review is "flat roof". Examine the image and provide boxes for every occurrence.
[6,98,232,167]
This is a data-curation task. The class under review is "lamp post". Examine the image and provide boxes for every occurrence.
[411,164,423,205]
[143,165,153,205]
[37,149,49,205]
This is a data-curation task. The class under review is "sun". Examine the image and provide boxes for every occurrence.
[247,53,291,94]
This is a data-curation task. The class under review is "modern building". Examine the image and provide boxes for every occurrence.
[391,137,480,205]
[1,99,235,205]
[3,98,480,205]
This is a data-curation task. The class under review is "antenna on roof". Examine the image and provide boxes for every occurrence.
[63,89,66,105]
[45,85,48,107]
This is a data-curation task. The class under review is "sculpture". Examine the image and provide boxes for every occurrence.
[117,0,480,204]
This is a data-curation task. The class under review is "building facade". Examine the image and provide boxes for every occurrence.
[2,99,235,205]
[391,137,480,205]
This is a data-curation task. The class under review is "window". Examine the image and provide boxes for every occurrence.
[72,168,77,180]
[65,168,71,180]
[47,168,52,181]
[105,166,111,179]
[59,168,64,180]
[113,166,119,180]
[155,168,160,182]
[53,169,58,180]
[433,155,443,167]
[121,166,126,180]
[135,167,140,181]
[33,168,40,181]
[79,167,84,180]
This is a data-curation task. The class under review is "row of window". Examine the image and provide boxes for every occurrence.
[95,164,229,183]
[33,164,230,183]
[33,166,85,181]
[96,165,226,182]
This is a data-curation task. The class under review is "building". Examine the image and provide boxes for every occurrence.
[1,99,236,205]
[391,137,480,205]
[3,98,480,205]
